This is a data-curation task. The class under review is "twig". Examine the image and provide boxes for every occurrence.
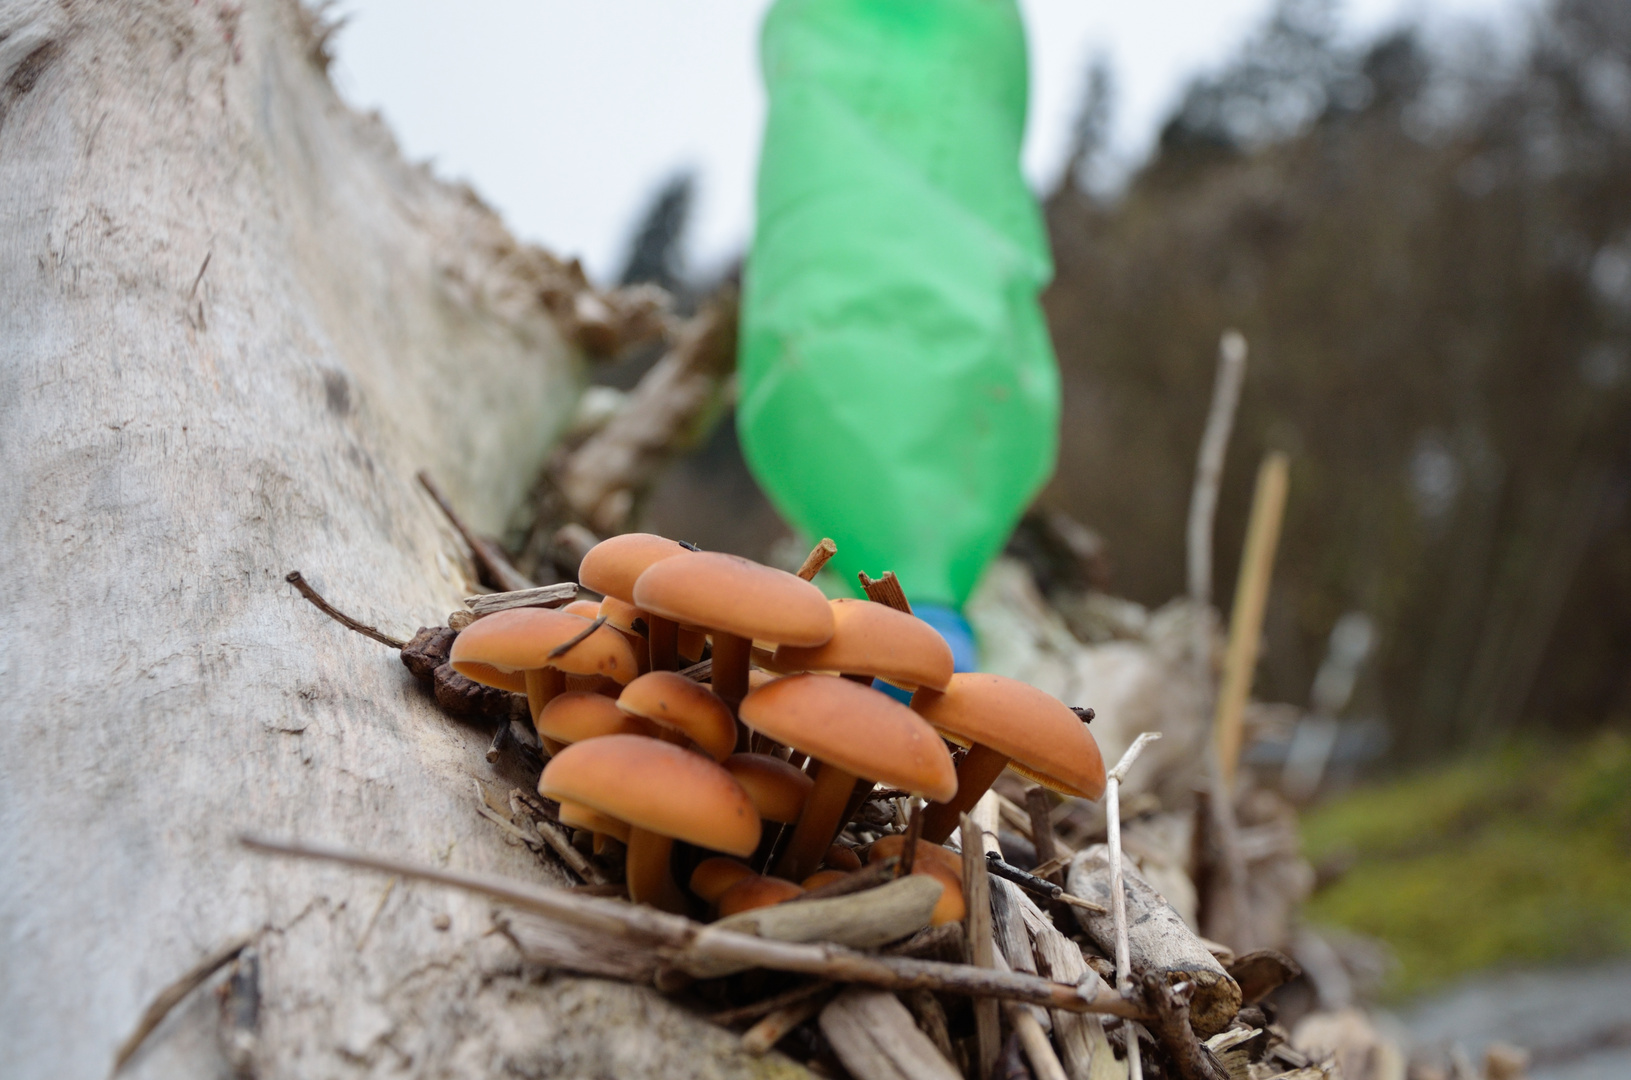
[284,571,405,649]
[112,934,253,1073]
[1141,973,1229,1080]
[464,583,577,617]
[530,813,608,886]
[898,802,922,876]
[1007,1001,1068,1080]
[1213,452,1289,788]
[858,571,913,614]
[1030,858,1070,888]
[1186,330,1248,608]
[485,723,511,763]
[677,658,711,682]
[548,615,607,658]
[241,835,1147,1018]
[418,469,534,593]
[1108,732,1162,1080]
[963,814,1001,1080]
[481,780,606,885]
[710,980,832,1026]
[985,851,1107,914]
[743,992,831,1054]
[797,538,838,581]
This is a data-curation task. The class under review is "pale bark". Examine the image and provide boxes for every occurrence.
[0,2,794,1077]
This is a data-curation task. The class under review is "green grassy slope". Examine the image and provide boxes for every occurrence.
[1300,732,1631,998]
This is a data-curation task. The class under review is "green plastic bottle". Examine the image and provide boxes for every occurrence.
[738,0,1059,620]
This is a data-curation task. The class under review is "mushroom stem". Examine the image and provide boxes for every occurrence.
[523,667,566,726]
[625,828,688,914]
[711,632,752,711]
[920,743,1011,845]
[773,761,858,882]
[648,615,679,671]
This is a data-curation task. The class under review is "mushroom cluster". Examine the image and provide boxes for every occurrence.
[450,531,1106,920]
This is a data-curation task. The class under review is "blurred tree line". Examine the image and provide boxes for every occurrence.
[1041,0,1631,761]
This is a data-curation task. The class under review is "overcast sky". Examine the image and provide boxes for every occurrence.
[330,0,1529,286]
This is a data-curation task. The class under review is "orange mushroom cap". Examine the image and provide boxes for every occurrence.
[774,598,954,692]
[867,835,964,882]
[557,799,631,843]
[916,863,966,926]
[579,533,692,603]
[801,869,850,891]
[739,674,957,801]
[450,607,640,687]
[824,844,863,873]
[715,874,804,917]
[536,691,655,745]
[539,735,760,856]
[617,672,737,761]
[634,552,834,648]
[724,753,815,824]
[598,595,646,635]
[563,599,603,618]
[689,857,757,903]
[911,673,1106,800]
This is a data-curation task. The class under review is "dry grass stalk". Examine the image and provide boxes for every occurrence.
[1107,732,1162,1080]
[1212,453,1289,787]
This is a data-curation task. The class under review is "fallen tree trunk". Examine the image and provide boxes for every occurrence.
[0,3,789,1077]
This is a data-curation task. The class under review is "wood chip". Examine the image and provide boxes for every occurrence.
[819,987,961,1080]
[463,582,578,617]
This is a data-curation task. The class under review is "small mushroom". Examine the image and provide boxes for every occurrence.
[534,690,655,755]
[634,551,834,712]
[578,533,694,670]
[911,673,1105,845]
[689,856,757,903]
[865,838,966,925]
[723,753,814,824]
[562,599,603,618]
[616,671,737,761]
[715,874,804,916]
[539,734,760,912]
[597,594,652,675]
[739,673,956,882]
[867,835,964,880]
[557,799,632,851]
[824,844,863,872]
[801,868,850,890]
[726,751,815,869]
[449,607,638,726]
[773,597,954,692]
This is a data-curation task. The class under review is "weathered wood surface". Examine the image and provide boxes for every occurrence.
[0,3,798,1078]
[1068,846,1242,1038]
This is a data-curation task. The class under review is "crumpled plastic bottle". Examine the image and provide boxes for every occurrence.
[738,0,1059,641]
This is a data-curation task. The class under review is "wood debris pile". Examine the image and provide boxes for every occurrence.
[272,514,1440,1080]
